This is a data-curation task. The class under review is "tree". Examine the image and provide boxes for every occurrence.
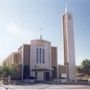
[78,59,90,77]
[0,65,17,81]
[8,66,19,79]
[2,66,11,77]
[0,66,3,77]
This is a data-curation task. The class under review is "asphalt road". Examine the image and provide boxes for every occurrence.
[0,84,90,90]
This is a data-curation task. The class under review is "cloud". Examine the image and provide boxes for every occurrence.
[7,23,21,35]
[6,22,41,44]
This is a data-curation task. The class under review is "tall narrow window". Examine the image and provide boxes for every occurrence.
[43,49,45,63]
[36,48,38,63]
[40,48,41,63]
[36,47,45,64]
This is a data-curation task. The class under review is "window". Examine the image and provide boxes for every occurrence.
[40,48,41,63]
[43,49,45,64]
[36,48,45,64]
[68,14,71,20]
[36,48,38,63]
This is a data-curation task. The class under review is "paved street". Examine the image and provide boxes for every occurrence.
[0,84,90,90]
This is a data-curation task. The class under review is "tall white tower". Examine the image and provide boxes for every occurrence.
[62,0,76,81]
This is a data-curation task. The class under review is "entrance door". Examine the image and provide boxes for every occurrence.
[37,72,44,81]
[45,72,50,81]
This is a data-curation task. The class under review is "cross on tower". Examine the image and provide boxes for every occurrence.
[40,28,43,40]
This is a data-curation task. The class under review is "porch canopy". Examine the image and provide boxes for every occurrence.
[32,68,53,72]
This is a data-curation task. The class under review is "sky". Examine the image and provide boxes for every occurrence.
[0,0,90,65]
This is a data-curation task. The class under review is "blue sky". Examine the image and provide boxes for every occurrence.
[0,0,90,65]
